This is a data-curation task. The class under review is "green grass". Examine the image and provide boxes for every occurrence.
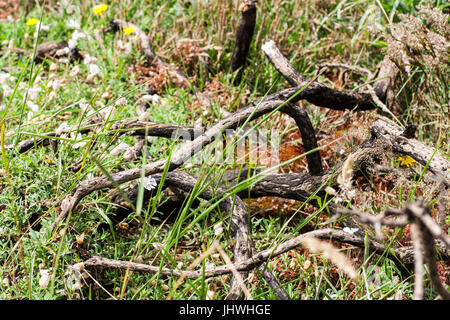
[0,0,448,300]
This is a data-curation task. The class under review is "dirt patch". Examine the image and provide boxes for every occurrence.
[0,0,19,20]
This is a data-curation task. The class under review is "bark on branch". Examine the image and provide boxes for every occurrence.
[262,40,399,110]
[231,0,257,83]
[51,99,321,232]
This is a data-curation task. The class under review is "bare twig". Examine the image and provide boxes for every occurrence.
[261,40,400,111]
[410,221,425,300]
[80,229,411,279]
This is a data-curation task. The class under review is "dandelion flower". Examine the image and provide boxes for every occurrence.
[26,18,39,26]
[397,156,416,167]
[93,3,108,15]
[123,26,135,35]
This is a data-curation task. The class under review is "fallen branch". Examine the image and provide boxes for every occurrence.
[78,228,411,279]
[231,0,257,83]
[261,40,399,111]
[51,98,322,232]
[9,119,201,156]
[369,119,449,186]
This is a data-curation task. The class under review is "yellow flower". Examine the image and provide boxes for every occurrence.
[26,18,40,26]
[123,26,135,35]
[93,3,108,15]
[397,156,416,167]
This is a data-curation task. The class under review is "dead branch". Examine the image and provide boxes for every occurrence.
[9,119,201,155]
[105,169,288,300]
[50,98,322,232]
[231,0,257,83]
[78,228,409,279]
[404,202,450,300]
[261,40,399,111]
[336,200,450,299]
[34,41,83,63]
[410,219,425,299]
[370,120,450,187]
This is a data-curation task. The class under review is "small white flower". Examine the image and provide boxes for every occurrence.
[142,176,157,191]
[39,269,50,288]
[55,122,71,135]
[333,196,343,204]
[110,142,131,156]
[69,65,81,78]
[343,227,359,235]
[325,289,338,300]
[72,133,86,149]
[206,290,215,300]
[71,29,86,41]
[1,85,12,97]
[79,101,90,112]
[347,189,356,198]
[152,242,165,252]
[55,47,70,56]
[36,22,50,32]
[324,186,337,196]
[51,79,62,91]
[27,111,34,121]
[88,64,101,76]
[114,97,127,106]
[68,39,77,49]
[49,62,58,71]
[27,100,39,113]
[213,222,223,236]
[28,87,41,101]
[67,19,80,30]
[205,262,215,270]
[151,94,160,105]
[83,54,97,65]
[0,72,11,85]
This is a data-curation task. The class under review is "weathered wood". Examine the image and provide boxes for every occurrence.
[34,41,83,63]
[79,228,424,279]
[51,98,323,231]
[370,119,449,185]
[231,0,257,83]
[9,119,202,155]
[262,40,399,111]
[113,169,289,300]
